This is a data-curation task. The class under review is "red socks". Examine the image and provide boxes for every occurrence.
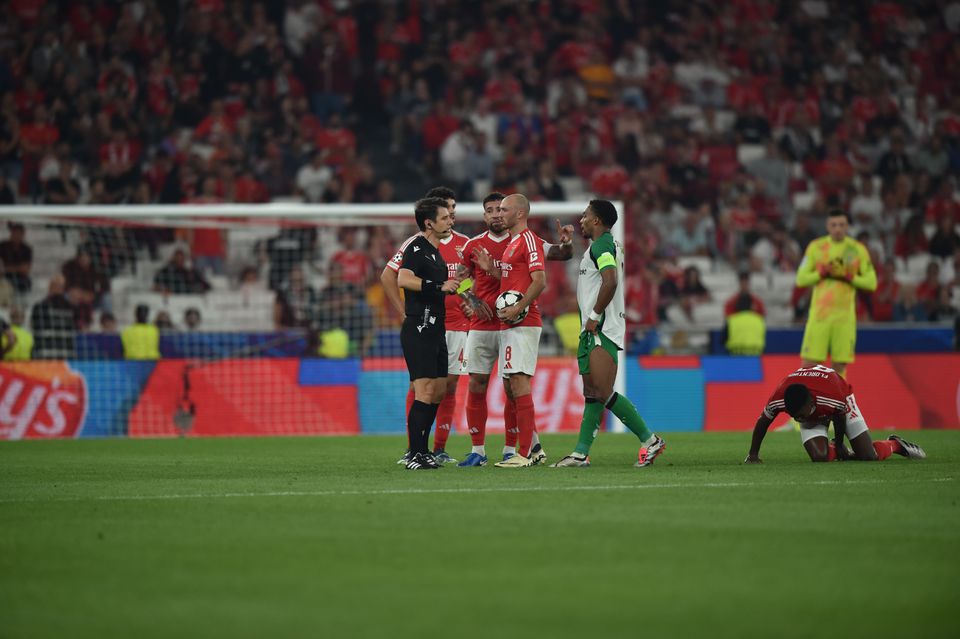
[515,394,536,458]
[504,396,518,448]
[433,390,456,451]
[828,440,899,461]
[873,440,896,460]
[467,390,488,446]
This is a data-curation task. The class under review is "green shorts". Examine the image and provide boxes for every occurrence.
[800,318,856,364]
[577,330,620,374]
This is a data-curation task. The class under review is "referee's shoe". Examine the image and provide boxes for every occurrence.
[406,452,441,470]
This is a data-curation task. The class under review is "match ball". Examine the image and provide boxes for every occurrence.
[496,290,527,324]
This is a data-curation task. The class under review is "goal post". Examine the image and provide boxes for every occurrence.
[0,201,627,439]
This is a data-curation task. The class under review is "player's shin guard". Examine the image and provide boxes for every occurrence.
[467,391,488,446]
[515,394,536,458]
[605,392,653,442]
[504,396,519,448]
[575,399,604,456]
[433,390,457,451]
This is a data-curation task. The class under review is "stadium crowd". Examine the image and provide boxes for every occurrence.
[1,0,959,357]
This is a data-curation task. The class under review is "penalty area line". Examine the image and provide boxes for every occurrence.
[0,476,952,504]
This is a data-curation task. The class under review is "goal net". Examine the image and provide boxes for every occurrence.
[0,202,623,440]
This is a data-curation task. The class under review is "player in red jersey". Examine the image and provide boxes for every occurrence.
[467,193,548,468]
[745,364,926,463]
[456,192,573,467]
[380,187,482,464]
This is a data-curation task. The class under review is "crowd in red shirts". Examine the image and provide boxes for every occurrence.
[2,0,958,339]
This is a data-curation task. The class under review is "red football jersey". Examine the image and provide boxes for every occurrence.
[387,231,469,330]
[464,231,511,331]
[763,365,853,424]
[499,228,546,328]
[437,231,470,331]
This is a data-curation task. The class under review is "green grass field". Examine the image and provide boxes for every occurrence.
[2,431,958,639]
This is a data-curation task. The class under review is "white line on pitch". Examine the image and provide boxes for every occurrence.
[0,477,952,504]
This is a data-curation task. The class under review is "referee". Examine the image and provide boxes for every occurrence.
[397,197,461,469]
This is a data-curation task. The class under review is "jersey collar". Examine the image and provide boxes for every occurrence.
[486,231,509,243]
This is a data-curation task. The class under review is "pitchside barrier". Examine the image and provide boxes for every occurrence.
[1,354,957,440]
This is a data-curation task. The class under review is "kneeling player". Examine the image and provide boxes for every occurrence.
[745,364,926,463]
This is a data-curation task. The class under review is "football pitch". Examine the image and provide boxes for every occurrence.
[2,431,958,639]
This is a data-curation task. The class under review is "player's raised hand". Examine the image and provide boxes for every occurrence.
[472,246,494,274]
[555,219,575,244]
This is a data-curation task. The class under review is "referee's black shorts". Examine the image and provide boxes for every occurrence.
[401,317,448,381]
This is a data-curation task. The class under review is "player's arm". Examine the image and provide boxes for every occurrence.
[795,244,825,288]
[745,412,775,463]
[585,254,617,334]
[545,219,575,261]
[380,265,405,317]
[850,244,877,292]
[397,268,459,294]
[831,410,850,460]
[498,270,547,322]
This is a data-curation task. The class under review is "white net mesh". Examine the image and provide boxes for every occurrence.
[0,202,607,439]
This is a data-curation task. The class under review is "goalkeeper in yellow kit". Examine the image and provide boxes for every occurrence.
[796,209,876,378]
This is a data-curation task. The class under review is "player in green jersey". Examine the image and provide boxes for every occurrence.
[796,209,877,378]
[551,199,665,468]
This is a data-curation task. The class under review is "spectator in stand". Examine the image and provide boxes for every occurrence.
[924,179,959,224]
[62,247,111,317]
[153,249,211,295]
[876,130,913,185]
[274,265,316,330]
[589,150,629,198]
[0,262,13,311]
[929,214,960,259]
[302,27,352,122]
[30,274,77,359]
[99,312,117,334]
[315,262,374,356]
[850,176,884,230]
[893,214,929,259]
[724,272,766,317]
[121,304,160,360]
[99,126,141,199]
[330,228,372,288]
[0,222,32,293]
[43,159,81,204]
[667,212,710,257]
[155,311,175,331]
[183,308,202,331]
[296,150,332,202]
[421,100,459,174]
[536,160,566,201]
[678,265,711,321]
[0,171,15,204]
[865,258,901,322]
[751,220,801,273]
[908,262,953,322]
[734,101,771,145]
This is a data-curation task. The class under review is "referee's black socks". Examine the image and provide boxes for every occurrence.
[407,400,439,455]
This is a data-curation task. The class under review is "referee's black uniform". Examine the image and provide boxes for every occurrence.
[399,235,449,461]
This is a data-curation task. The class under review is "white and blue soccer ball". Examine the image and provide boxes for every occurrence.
[496,290,527,324]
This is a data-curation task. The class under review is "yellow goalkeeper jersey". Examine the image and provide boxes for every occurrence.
[796,235,876,322]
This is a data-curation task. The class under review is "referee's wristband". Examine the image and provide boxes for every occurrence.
[422,279,443,293]
[588,310,602,322]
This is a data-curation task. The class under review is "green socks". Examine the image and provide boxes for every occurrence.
[574,399,605,455]
[575,393,654,456]
[606,393,653,443]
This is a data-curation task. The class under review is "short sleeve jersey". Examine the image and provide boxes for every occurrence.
[500,228,545,328]
[436,231,470,331]
[763,365,852,425]
[577,231,626,348]
[464,231,511,331]
[399,236,448,325]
